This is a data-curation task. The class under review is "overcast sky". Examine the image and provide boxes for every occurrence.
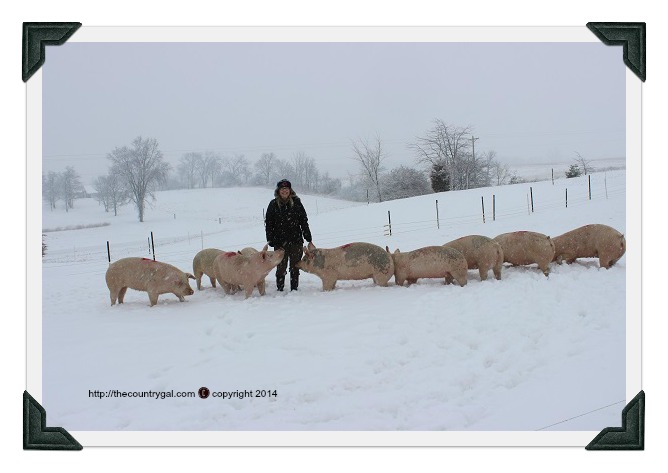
[42,41,625,184]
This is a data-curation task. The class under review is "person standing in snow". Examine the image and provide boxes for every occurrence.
[265,179,313,291]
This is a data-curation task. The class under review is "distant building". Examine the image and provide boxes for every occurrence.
[78,185,98,199]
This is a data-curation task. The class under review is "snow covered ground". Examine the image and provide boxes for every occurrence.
[37,170,629,442]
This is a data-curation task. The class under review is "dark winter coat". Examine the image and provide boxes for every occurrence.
[265,193,312,249]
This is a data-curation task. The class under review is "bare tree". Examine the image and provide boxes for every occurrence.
[411,120,472,191]
[205,151,223,187]
[94,172,129,216]
[255,152,277,186]
[573,152,593,175]
[196,152,220,188]
[491,160,511,185]
[317,172,342,195]
[177,152,202,189]
[93,175,111,212]
[42,171,60,211]
[59,166,84,212]
[108,136,170,222]
[219,154,250,186]
[292,151,319,191]
[382,166,431,201]
[351,135,387,202]
[275,158,295,184]
[291,151,308,188]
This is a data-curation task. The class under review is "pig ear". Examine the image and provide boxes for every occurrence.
[238,250,242,254]
[186,273,196,280]
[385,246,389,253]
[262,244,268,252]
[394,249,400,254]
[307,242,315,251]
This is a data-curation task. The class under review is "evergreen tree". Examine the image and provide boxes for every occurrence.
[430,162,450,192]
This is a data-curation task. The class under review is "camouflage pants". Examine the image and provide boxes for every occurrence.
[275,242,304,290]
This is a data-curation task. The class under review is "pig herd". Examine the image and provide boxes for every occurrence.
[105,223,626,307]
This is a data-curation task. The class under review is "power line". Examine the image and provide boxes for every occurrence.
[535,400,625,431]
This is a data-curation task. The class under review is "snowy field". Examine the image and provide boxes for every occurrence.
[38,169,628,439]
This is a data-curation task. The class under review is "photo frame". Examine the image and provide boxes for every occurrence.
[26,23,644,448]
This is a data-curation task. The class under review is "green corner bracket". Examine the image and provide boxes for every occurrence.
[22,22,81,82]
[586,390,645,450]
[586,22,646,82]
[23,391,82,450]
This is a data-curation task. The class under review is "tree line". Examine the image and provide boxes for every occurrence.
[44,122,597,221]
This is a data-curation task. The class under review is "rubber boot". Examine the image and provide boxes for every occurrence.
[290,270,299,291]
[276,274,285,291]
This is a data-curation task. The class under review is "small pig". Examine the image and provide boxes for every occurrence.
[493,231,555,276]
[444,235,504,281]
[212,244,285,299]
[192,248,224,290]
[552,224,626,269]
[296,242,394,291]
[105,257,196,307]
[388,246,468,287]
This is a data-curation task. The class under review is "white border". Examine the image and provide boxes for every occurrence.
[27,25,641,447]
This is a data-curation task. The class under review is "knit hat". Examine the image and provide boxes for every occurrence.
[276,179,291,189]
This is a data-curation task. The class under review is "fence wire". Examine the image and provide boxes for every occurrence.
[42,179,626,274]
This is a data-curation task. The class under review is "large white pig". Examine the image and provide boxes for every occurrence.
[296,242,394,291]
[444,235,504,281]
[493,231,555,276]
[552,224,626,269]
[212,245,285,299]
[388,246,468,287]
[105,257,196,307]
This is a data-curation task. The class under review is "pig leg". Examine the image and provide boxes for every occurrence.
[109,289,118,306]
[493,265,502,280]
[148,291,159,306]
[540,263,550,276]
[176,293,186,302]
[257,279,266,296]
[118,287,128,304]
[209,276,217,288]
[600,255,620,269]
[444,274,454,285]
[244,285,254,299]
[373,274,391,287]
[322,277,337,291]
[478,267,489,281]
[405,278,418,286]
[221,282,234,295]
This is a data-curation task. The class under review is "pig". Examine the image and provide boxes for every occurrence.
[105,257,196,307]
[552,224,626,269]
[296,242,394,291]
[493,231,555,276]
[192,248,225,290]
[235,247,267,294]
[388,246,468,287]
[212,244,285,299]
[443,235,504,281]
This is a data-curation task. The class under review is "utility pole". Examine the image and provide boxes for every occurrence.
[469,135,479,189]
